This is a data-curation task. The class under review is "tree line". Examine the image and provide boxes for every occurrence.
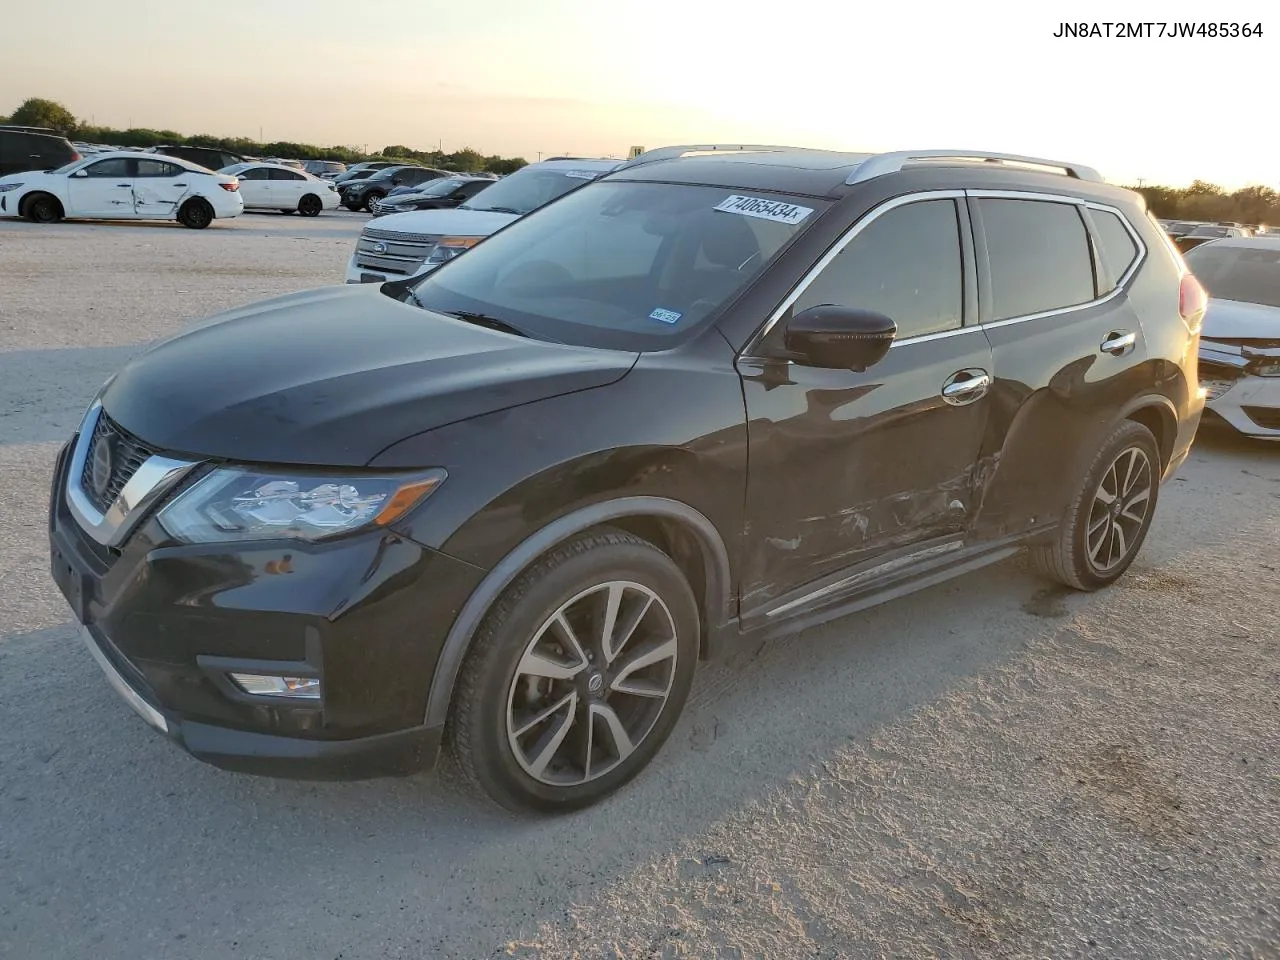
[7,97,1276,217]
[1133,182,1279,227]
[2,97,528,175]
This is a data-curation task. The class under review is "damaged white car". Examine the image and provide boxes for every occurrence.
[0,151,243,229]
[1187,237,1280,439]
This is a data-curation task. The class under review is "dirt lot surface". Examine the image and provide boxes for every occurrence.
[1,215,1277,960]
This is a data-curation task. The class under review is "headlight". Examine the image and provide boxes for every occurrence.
[0,183,24,193]
[157,467,445,543]
[426,236,484,264]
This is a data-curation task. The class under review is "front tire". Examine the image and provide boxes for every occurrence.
[298,194,322,217]
[177,198,213,229]
[1030,420,1161,590]
[449,529,699,813]
[362,192,384,212]
[23,193,62,224]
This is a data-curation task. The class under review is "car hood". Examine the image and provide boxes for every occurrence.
[369,207,520,238]
[1201,298,1280,341]
[100,284,638,466]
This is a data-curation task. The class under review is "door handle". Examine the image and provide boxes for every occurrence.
[117,183,131,187]
[172,183,187,187]
[941,370,992,405]
[1100,331,1137,355]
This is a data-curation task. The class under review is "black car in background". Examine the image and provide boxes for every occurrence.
[49,144,1204,813]
[304,160,347,179]
[0,125,79,177]
[150,145,246,172]
[370,175,495,216]
[339,165,451,211]
[334,161,399,184]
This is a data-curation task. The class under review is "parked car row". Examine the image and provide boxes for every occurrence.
[1158,218,1276,252]
[48,143,1217,815]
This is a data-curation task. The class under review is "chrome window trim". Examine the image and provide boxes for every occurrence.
[846,150,1102,185]
[65,402,200,547]
[967,189,1148,329]
[745,190,966,354]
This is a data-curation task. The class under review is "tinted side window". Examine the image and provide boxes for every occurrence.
[238,167,269,180]
[135,159,181,177]
[1091,209,1140,291]
[460,181,489,198]
[268,168,304,181]
[83,158,132,178]
[794,198,964,339]
[980,199,1096,321]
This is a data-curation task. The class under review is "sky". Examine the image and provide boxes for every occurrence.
[3,0,1278,188]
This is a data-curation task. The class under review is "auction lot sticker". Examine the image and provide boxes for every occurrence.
[714,195,814,225]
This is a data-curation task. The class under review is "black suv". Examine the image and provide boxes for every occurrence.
[149,145,246,172]
[49,145,1205,812]
[339,165,450,211]
[0,125,79,177]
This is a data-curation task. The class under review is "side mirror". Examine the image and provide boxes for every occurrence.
[72,170,88,178]
[785,305,897,371]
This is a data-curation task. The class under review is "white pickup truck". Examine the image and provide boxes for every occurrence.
[344,157,623,284]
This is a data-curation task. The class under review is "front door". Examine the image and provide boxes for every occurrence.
[66,157,135,217]
[131,158,190,217]
[738,195,993,617]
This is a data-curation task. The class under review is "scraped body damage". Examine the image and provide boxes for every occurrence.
[736,329,996,616]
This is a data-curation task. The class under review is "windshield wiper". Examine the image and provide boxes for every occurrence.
[442,310,528,338]
[470,205,522,215]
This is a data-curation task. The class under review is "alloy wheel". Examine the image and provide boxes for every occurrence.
[505,581,679,786]
[1086,446,1153,573]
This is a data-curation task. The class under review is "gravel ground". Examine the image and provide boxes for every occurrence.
[0,215,1277,960]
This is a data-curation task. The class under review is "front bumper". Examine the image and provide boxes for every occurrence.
[48,432,485,779]
[78,622,440,778]
[1200,341,1280,439]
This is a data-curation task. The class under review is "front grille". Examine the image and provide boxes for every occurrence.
[354,229,442,274]
[78,411,157,514]
[1242,406,1280,430]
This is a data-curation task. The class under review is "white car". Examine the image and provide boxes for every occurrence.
[1188,236,1280,439]
[219,162,339,216]
[0,151,243,228]
[345,157,623,284]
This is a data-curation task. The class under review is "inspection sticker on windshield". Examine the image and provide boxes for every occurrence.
[714,195,813,225]
[563,170,598,179]
[649,307,682,325]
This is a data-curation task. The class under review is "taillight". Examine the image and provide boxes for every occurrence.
[220,180,239,192]
[1179,272,1207,330]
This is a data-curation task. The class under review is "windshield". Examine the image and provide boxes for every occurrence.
[408,180,823,350]
[1184,243,1280,308]
[371,167,407,181]
[459,166,603,215]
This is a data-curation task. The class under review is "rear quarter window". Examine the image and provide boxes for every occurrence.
[979,198,1096,321]
[1091,209,1142,291]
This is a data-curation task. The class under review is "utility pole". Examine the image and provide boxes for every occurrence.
[537,151,543,162]
[1136,177,1146,188]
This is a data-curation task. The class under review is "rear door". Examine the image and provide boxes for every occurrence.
[66,157,135,217]
[131,158,190,217]
[967,192,1149,537]
[235,166,272,207]
[737,194,994,615]
[269,167,307,208]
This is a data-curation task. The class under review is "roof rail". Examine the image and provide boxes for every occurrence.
[846,150,1102,185]
[619,144,814,169]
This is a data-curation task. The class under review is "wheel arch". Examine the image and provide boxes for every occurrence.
[1118,394,1178,473]
[423,496,733,729]
[19,190,64,219]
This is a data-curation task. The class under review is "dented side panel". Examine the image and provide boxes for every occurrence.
[737,330,994,615]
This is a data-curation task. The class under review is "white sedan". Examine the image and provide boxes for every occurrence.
[219,162,340,216]
[0,151,243,228]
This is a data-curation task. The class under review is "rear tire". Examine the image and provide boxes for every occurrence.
[298,194,322,217]
[448,529,699,813]
[177,198,213,229]
[1029,420,1161,591]
[23,193,62,224]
